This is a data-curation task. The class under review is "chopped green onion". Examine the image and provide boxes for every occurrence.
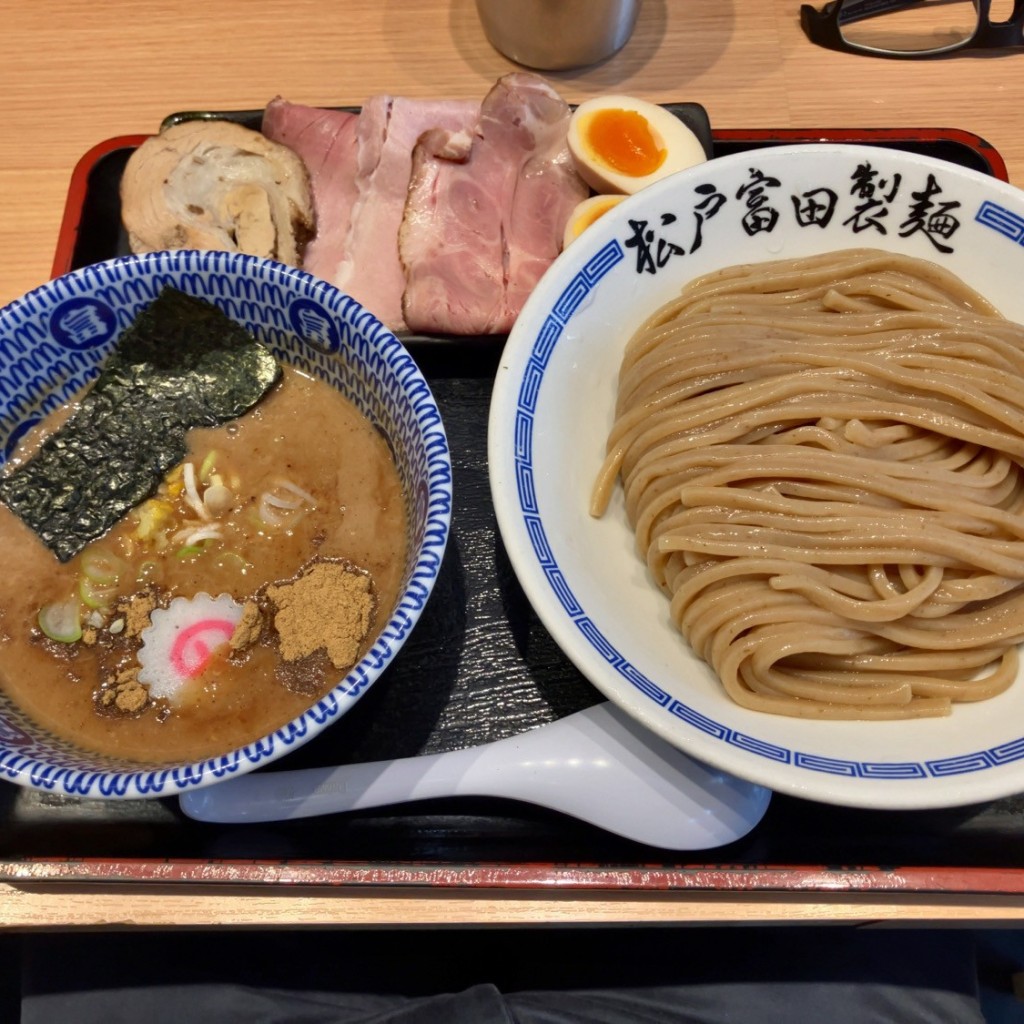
[199,450,219,483]
[38,599,82,643]
[175,543,205,560]
[81,547,126,586]
[79,575,117,610]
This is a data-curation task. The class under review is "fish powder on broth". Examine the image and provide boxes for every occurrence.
[0,366,407,764]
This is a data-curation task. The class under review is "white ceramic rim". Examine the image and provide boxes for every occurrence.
[489,143,1024,810]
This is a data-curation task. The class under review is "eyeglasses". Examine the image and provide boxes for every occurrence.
[800,0,1024,58]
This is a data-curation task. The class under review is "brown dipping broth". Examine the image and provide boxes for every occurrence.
[0,367,408,764]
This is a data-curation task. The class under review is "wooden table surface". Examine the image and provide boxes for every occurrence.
[4,0,1024,928]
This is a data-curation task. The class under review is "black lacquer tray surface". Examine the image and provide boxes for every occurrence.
[13,116,1024,894]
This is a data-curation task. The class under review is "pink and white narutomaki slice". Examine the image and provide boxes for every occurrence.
[399,73,589,336]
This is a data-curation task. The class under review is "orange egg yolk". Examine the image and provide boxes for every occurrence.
[585,108,666,177]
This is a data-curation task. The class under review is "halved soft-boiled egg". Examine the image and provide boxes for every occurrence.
[563,194,628,247]
[567,96,706,195]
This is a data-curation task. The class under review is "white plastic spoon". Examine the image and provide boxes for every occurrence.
[178,702,771,849]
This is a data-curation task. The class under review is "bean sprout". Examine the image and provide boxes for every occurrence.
[257,479,317,527]
[172,524,223,546]
[182,462,210,521]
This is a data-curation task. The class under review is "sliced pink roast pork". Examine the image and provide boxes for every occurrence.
[334,95,480,331]
[399,73,588,336]
[261,99,361,279]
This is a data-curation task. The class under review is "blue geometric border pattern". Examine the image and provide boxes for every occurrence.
[513,241,1024,784]
[976,200,1024,245]
[0,250,452,799]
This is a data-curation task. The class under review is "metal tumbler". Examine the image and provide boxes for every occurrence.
[476,0,642,70]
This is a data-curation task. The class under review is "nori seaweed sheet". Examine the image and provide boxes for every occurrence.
[0,288,281,562]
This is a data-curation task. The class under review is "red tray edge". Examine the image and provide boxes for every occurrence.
[3,857,1024,896]
[50,133,148,282]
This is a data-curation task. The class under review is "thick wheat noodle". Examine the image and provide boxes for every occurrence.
[604,392,1024,498]
[590,248,1024,720]
[625,346,1024,421]
[617,320,1024,411]
[667,486,1021,542]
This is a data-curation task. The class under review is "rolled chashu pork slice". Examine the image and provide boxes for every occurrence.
[120,120,314,265]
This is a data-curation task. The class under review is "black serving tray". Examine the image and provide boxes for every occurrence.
[17,119,1024,895]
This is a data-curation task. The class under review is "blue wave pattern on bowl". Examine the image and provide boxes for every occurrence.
[514,218,1024,783]
[0,250,452,799]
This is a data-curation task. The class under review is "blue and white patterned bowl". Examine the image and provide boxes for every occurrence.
[0,250,451,799]
[490,143,1024,811]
